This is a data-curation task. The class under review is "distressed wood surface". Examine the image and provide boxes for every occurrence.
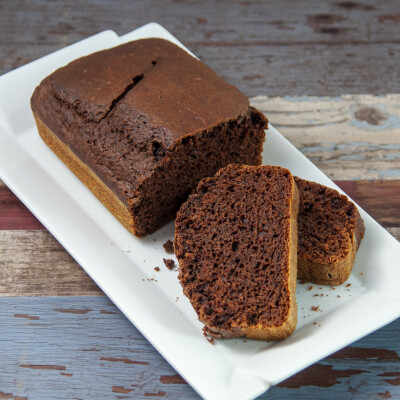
[1,0,400,97]
[1,180,399,297]
[252,95,400,180]
[0,297,399,400]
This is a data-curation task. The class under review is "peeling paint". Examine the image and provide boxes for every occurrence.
[14,313,39,320]
[20,364,66,371]
[54,308,92,315]
[100,357,149,365]
[160,374,187,384]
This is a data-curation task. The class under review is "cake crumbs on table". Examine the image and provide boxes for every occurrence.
[154,267,160,272]
[308,285,313,291]
[163,258,176,270]
[163,239,174,254]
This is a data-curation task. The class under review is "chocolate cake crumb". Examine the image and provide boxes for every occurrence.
[346,283,351,287]
[313,322,317,325]
[163,240,175,254]
[175,164,299,340]
[313,294,319,297]
[308,285,313,291]
[311,306,320,312]
[338,295,341,298]
[163,258,176,270]
[154,267,160,272]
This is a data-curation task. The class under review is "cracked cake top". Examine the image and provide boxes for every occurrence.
[31,38,250,141]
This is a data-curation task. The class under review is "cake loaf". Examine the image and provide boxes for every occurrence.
[295,177,365,285]
[175,164,299,340]
[31,39,268,237]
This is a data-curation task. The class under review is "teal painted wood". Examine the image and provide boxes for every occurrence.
[0,297,399,399]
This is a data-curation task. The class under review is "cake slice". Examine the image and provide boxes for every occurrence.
[295,177,365,285]
[31,38,268,237]
[175,164,299,340]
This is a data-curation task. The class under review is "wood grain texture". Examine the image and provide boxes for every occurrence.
[251,94,400,180]
[0,296,399,400]
[0,187,44,230]
[0,181,398,297]
[1,0,400,97]
[0,230,102,296]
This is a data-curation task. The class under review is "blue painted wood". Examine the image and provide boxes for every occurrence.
[0,296,399,400]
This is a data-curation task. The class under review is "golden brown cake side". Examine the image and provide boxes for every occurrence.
[34,114,136,234]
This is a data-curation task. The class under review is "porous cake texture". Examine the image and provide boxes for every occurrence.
[175,164,299,340]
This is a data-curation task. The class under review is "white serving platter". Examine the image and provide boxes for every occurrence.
[0,22,399,400]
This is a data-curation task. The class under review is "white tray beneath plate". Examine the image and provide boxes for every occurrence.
[0,22,399,400]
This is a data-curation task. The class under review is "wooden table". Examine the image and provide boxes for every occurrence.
[1,1,399,399]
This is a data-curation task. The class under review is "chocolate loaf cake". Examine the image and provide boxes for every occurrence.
[175,164,299,341]
[295,177,365,285]
[31,39,268,237]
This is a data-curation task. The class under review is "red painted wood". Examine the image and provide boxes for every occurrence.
[336,180,400,227]
[0,187,45,230]
[1,181,399,230]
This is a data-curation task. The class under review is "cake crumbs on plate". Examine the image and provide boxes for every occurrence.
[338,295,341,298]
[163,240,174,254]
[346,283,351,287]
[308,285,313,291]
[163,258,176,270]
[154,267,160,272]
[311,306,321,312]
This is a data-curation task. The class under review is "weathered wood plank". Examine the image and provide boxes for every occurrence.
[0,181,398,297]
[1,179,399,231]
[335,181,400,227]
[252,94,400,180]
[0,187,44,230]
[0,296,399,399]
[1,0,400,97]
[0,231,102,296]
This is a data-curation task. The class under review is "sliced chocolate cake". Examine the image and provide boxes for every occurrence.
[295,177,365,285]
[175,164,299,340]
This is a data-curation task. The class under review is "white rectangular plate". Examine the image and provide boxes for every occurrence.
[1,23,399,400]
